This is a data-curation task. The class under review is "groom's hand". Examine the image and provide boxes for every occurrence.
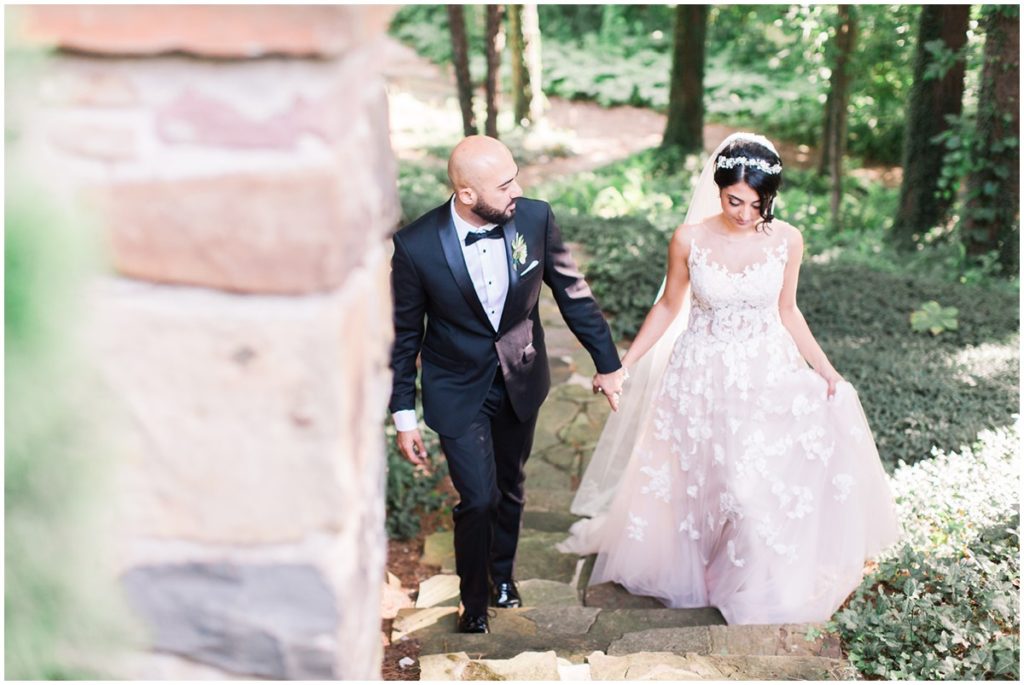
[593,368,626,412]
[397,429,429,468]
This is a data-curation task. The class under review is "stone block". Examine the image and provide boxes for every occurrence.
[519,579,582,608]
[49,123,138,161]
[524,455,574,491]
[421,633,607,664]
[523,606,600,633]
[18,5,395,58]
[94,168,372,294]
[120,562,337,679]
[515,531,581,583]
[522,510,581,534]
[708,623,843,658]
[557,657,592,681]
[524,489,575,513]
[91,251,392,545]
[420,651,561,681]
[608,627,712,657]
[415,574,461,609]
[24,50,399,295]
[587,651,721,680]
[587,608,725,644]
[584,582,666,610]
[391,606,459,642]
[421,532,456,573]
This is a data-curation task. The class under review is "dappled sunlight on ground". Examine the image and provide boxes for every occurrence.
[953,335,1021,384]
[380,35,896,191]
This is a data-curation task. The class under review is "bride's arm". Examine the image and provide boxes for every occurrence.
[778,225,844,397]
[621,225,692,369]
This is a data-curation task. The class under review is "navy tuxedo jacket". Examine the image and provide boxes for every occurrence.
[388,197,621,437]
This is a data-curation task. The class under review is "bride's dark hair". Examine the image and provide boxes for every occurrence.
[713,139,783,230]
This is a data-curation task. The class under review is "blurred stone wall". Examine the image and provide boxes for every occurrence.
[13,5,399,679]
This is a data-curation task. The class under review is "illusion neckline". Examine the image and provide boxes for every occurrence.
[689,239,789,278]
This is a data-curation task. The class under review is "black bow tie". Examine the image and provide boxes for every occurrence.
[464,226,504,246]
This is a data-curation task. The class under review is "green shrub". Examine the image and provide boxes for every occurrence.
[798,262,1018,469]
[6,178,133,678]
[830,424,1020,680]
[384,420,451,541]
[397,159,451,225]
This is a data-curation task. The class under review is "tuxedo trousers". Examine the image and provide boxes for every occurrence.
[438,367,538,614]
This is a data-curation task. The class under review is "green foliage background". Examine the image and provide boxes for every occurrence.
[5,178,134,678]
[390,4,943,165]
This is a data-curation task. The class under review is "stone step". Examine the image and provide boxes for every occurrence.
[588,652,855,681]
[420,528,582,584]
[584,581,667,609]
[606,623,842,659]
[397,607,831,664]
[413,576,581,610]
[419,650,856,681]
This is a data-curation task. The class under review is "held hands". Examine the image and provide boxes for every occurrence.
[593,367,627,412]
[396,428,431,473]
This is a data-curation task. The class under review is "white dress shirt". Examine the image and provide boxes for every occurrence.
[393,198,511,432]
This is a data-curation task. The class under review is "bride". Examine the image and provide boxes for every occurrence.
[560,132,902,625]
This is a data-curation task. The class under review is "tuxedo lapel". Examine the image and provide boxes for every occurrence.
[438,215,493,330]
[496,218,520,334]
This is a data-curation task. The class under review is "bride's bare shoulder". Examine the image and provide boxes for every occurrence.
[671,221,703,248]
[772,219,804,247]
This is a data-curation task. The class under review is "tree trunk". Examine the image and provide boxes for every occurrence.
[509,4,545,127]
[891,5,970,250]
[447,5,476,137]
[523,4,546,124]
[662,5,707,153]
[508,5,528,124]
[484,4,504,138]
[962,6,1020,273]
[819,6,856,230]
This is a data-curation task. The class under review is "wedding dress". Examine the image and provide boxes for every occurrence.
[560,134,901,625]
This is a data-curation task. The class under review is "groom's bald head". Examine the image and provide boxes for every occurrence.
[448,135,522,225]
[448,135,517,190]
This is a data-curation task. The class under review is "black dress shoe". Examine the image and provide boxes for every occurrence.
[457,611,490,634]
[491,580,522,608]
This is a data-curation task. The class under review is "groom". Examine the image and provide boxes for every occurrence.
[389,136,624,633]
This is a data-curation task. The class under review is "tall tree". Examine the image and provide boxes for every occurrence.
[447,5,476,136]
[509,4,545,127]
[891,6,970,250]
[818,6,856,229]
[663,5,707,153]
[484,4,504,138]
[961,6,1020,273]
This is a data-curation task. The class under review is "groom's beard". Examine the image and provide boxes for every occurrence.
[473,198,516,225]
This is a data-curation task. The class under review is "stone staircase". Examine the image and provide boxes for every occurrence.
[391,276,855,680]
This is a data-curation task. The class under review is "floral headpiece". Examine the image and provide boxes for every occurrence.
[715,156,783,175]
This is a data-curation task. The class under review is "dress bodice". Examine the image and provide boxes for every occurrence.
[686,238,789,343]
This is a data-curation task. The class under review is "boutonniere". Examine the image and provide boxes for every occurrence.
[511,232,528,266]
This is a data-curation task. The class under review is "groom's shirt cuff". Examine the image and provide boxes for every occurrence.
[392,410,418,432]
